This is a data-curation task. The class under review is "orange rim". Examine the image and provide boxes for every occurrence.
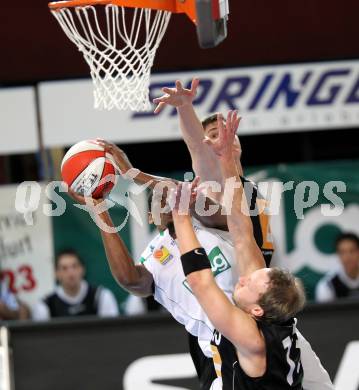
[48,0,197,22]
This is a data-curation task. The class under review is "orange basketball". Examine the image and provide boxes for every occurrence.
[61,140,117,199]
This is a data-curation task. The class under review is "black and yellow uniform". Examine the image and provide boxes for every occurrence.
[210,319,303,390]
[241,176,274,267]
[189,176,275,390]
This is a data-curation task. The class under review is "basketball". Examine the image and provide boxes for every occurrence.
[61,140,117,199]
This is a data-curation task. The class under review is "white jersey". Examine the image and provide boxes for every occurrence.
[141,221,334,390]
[141,220,236,356]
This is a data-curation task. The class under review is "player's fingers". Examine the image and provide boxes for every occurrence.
[173,183,183,209]
[175,80,184,92]
[226,110,233,133]
[192,176,201,186]
[217,113,225,139]
[84,195,99,207]
[231,110,239,126]
[96,138,111,150]
[234,117,241,133]
[154,102,166,114]
[68,187,86,204]
[191,176,201,194]
[190,78,200,94]
[152,97,163,103]
[162,87,176,95]
[153,95,170,104]
[231,110,239,134]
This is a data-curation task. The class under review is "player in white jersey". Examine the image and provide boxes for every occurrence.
[140,216,236,357]
[69,176,333,390]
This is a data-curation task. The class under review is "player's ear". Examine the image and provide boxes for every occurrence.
[251,305,264,318]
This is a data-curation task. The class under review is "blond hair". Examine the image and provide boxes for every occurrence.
[257,268,306,323]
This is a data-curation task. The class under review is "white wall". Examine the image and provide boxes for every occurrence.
[0,87,38,154]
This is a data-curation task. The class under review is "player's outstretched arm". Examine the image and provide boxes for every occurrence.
[172,184,264,353]
[153,79,223,187]
[97,139,227,228]
[204,112,266,276]
[96,139,178,190]
[153,79,204,149]
[68,190,154,297]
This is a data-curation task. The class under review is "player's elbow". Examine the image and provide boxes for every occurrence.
[187,271,211,294]
[116,277,151,298]
[112,270,141,291]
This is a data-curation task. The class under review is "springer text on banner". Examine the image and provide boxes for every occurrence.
[39,60,359,147]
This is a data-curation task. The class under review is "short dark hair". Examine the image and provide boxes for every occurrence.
[335,232,359,250]
[55,249,84,269]
[257,268,306,324]
[201,113,221,129]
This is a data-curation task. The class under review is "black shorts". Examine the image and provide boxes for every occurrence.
[188,333,217,390]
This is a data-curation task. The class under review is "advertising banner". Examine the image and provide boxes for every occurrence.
[0,87,38,154]
[6,302,359,390]
[0,184,55,306]
[40,60,359,147]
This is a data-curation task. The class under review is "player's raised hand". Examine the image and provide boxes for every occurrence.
[153,78,200,114]
[95,139,133,175]
[171,177,200,215]
[203,110,241,158]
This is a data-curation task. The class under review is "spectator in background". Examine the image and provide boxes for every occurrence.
[0,282,20,320]
[316,233,359,302]
[32,249,119,320]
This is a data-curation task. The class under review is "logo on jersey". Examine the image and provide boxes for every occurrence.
[208,247,231,276]
[153,246,173,265]
[182,246,231,292]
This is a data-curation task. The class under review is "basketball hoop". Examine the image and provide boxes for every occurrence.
[49,0,229,111]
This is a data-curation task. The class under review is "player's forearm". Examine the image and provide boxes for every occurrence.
[219,157,253,241]
[131,171,178,190]
[172,212,202,254]
[97,211,150,294]
[177,104,206,150]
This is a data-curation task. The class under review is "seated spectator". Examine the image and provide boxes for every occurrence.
[316,232,359,302]
[0,282,20,320]
[32,249,119,320]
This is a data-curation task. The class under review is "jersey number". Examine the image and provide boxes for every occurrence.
[282,336,301,386]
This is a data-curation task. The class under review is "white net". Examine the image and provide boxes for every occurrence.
[51,4,171,111]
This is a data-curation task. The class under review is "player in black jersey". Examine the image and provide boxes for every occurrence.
[154,79,275,389]
[153,79,274,267]
[96,137,273,389]
[171,110,305,390]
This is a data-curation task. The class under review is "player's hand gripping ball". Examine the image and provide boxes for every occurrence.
[61,140,117,199]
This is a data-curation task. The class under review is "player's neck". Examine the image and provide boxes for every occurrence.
[346,265,359,280]
[63,284,82,297]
